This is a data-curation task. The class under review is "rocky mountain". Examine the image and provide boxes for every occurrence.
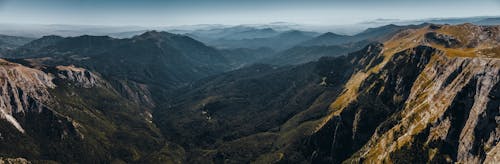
[6,31,234,106]
[0,30,245,163]
[0,23,498,164]
[0,59,168,163]
[153,23,500,163]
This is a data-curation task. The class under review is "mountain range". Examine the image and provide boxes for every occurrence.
[0,35,34,55]
[155,23,500,163]
[0,22,499,163]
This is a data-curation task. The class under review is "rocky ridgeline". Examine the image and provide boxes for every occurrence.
[0,59,55,133]
[53,65,101,88]
[304,24,500,163]
[343,46,500,163]
[0,59,102,133]
[0,157,30,164]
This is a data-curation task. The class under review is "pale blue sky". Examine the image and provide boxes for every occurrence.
[0,0,499,26]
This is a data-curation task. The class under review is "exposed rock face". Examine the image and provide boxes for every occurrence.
[0,60,106,133]
[0,59,164,163]
[112,79,156,109]
[341,47,500,163]
[300,24,500,163]
[54,65,101,88]
[0,59,55,133]
[306,45,437,163]
[425,32,461,48]
[7,31,235,110]
[0,157,30,164]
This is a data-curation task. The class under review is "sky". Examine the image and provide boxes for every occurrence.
[0,0,499,26]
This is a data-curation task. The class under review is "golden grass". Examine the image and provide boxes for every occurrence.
[315,28,428,133]
[480,46,500,58]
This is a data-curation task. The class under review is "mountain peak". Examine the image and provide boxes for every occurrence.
[320,32,346,37]
[380,23,500,59]
[40,35,64,40]
[69,35,114,40]
[135,30,178,40]
[361,24,400,34]
[278,30,315,37]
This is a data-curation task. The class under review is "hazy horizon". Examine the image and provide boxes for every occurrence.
[1,0,499,26]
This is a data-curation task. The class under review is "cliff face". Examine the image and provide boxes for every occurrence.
[0,59,165,163]
[303,46,500,164]
[53,65,101,88]
[0,60,106,133]
[0,59,55,133]
[299,24,500,163]
[352,51,499,163]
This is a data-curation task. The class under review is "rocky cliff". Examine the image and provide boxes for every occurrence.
[297,24,500,163]
[152,24,500,163]
[0,59,166,163]
[0,59,55,133]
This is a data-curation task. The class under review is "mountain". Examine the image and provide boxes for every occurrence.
[475,18,500,25]
[153,60,349,163]
[106,30,149,38]
[0,35,34,48]
[207,30,318,50]
[353,23,423,41]
[264,24,431,66]
[219,47,275,67]
[7,31,233,107]
[14,35,64,54]
[301,32,351,46]
[355,16,500,33]
[169,25,320,50]
[14,31,230,81]
[301,23,429,47]
[0,35,35,55]
[418,17,500,26]
[273,24,430,66]
[266,40,370,65]
[0,59,170,163]
[153,23,500,163]
[185,26,282,42]
[305,23,500,163]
